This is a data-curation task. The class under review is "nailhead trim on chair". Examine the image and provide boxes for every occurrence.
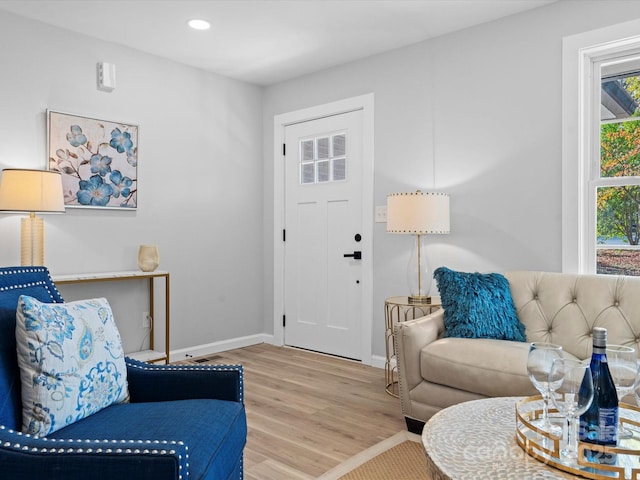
[125,360,245,403]
[0,267,62,302]
[0,425,189,479]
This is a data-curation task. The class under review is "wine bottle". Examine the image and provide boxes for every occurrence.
[579,327,619,465]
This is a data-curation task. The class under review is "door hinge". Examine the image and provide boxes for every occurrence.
[282,143,286,156]
[283,229,286,242]
[283,314,286,327]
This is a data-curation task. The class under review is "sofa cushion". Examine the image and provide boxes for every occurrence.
[420,338,537,397]
[16,296,129,436]
[434,267,526,341]
[0,267,64,431]
[48,399,247,480]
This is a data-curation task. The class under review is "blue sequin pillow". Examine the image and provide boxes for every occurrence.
[16,296,129,436]
[433,267,526,341]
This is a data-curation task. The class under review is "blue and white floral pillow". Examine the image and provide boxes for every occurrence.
[15,295,129,436]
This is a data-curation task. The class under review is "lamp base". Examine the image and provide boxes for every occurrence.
[408,295,431,305]
[21,213,44,266]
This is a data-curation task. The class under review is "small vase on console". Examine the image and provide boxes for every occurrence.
[138,244,159,272]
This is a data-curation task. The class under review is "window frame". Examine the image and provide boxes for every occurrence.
[592,56,640,272]
[562,24,640,274]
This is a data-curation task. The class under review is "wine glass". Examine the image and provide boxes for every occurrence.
[634,361,640,406]
[527,342,564,432]
[549,358,594,462]
[607,344,638,438]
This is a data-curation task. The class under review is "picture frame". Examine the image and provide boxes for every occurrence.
[47,109,138,210]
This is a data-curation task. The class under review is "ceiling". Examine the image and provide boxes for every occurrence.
[0,0,558,86]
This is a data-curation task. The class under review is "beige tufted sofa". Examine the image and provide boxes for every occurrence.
[394,271,640,433]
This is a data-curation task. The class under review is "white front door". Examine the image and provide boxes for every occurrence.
[284,110,364,360]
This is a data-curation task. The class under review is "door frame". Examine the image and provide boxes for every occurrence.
[273,93,374,365]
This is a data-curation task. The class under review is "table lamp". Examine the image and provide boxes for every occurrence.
[387,190,450,304]
[0,169,65,266]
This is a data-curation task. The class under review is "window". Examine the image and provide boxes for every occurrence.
[561,19,640,275]
[299,133,346,185]
[594,56,640,275]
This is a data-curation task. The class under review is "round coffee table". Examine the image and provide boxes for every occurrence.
[421,397,578,479]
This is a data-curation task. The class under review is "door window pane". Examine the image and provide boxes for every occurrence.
[301,140,314,162]
[333,134,346,156]
[299,132,347,185]
[333,158,346,181]
[317,137,330,159]
[317,160,330,182]
[301,163,315,184]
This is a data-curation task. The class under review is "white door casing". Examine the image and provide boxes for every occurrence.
[273,94,374,364]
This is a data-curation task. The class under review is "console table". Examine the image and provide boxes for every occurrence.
[52,270,170,364]
[384,296,440,396]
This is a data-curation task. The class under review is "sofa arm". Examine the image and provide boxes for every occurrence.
[394,309,445,415]
[126,358,244,404]
[0,426,186,480]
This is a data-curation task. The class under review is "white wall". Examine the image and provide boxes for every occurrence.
[5,1,640,362]
[0,10,265,357]
[262,0,640,357]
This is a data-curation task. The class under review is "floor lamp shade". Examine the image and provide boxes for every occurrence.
[387,191,450,303]
[0,169,65,266]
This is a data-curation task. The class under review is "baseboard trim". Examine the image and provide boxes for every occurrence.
[370,354,386,369]
[170,333,275,362]
[171,334,387,369]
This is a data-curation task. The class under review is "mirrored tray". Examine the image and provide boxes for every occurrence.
[516,396,640,479]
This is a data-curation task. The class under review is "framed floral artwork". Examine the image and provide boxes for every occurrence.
[47,110,138,209]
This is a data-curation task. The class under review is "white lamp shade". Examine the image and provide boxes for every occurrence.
[0,169,65,213]
[386,191,450,234]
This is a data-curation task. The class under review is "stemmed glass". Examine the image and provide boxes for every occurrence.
[634,363,640,406]
[606,344,638,438]
[527,342,564,433]
[549,358,594,462]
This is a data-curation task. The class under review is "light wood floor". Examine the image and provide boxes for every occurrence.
[180,343,406,479]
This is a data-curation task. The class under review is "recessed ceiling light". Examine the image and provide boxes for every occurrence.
[188,19,211,31]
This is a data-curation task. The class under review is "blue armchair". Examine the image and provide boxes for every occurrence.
[0,266,246,480]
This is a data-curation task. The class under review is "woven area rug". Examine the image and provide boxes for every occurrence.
[317,431,429,480]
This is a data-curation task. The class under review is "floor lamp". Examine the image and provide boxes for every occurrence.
[0,169,65,266]
[387,190,450,304]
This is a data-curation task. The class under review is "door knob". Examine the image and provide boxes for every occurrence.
[344,251,362,260]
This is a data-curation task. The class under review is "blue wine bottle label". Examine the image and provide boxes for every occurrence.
[582,407,618,465]
[599,408,618,444]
